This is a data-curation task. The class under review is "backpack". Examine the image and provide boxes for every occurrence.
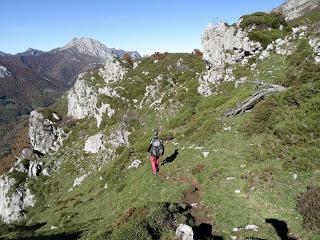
[150,138,163,157]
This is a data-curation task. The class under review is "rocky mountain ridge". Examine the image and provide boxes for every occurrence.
[0,1,320,239]
[0,37,141,166]
[274,0,319,21]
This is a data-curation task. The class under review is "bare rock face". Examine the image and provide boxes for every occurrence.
[199,22,261,96]
[309,37,320,63]
[202,23,256,69]
[67,56,126,127]
[273,0,319,21]
[83,133,105,154]
[29,111,67,154]
[0,176,35,223]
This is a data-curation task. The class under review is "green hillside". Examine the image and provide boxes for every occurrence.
[1,12,320,240]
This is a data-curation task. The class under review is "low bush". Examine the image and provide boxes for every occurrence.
[248,29,288,48]
[240,12,287,30]
[297,187,320,231]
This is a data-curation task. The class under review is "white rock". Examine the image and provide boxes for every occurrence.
[226,177,235,181]
[99,56,127,83]
[68,56,124,128]
[199,22,261,96]
[309,38,320,63]
[128,160,142,169]
[51,225,58,230]
[0,176,35,223]
[202,151,209,158]
[154,60,159,63]
[245,224,258,231]
[176,224,194,240]
[234,190,241,194]
[293,173,298,179]
[108,126,130,148]
[224,126,231,131]
[0,65,11,78]
[273,0,319,21]
[52,113,60,121]
[84,133,105,154]
[29,111,67,154]
[73,173,89,187]
[133,61,139,69]
[28,160,43,178]
[259,50,270,60]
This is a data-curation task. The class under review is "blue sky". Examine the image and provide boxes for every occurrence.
[0,0,285,55]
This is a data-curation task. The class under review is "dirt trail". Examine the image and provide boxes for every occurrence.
[158,171,211,226]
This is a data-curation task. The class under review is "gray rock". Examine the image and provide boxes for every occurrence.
[199,22,261,96]
[273,0,319,21]
[67,56,125,127]
[83,133,105,154]
[176,224,194,240]
[28,160,43,178]
[29,111,67,154]
[128,160,142,169]
[19,148,33,160]
[0,176,34,223]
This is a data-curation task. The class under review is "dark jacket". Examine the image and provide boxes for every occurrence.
[147,138,165,156]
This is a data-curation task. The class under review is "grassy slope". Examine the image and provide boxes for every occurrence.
[1,33,320,239]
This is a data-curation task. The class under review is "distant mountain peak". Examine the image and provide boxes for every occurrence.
[0,51,10,56]
[17,48,44,56]
[62,36,141,60]
[62,37,113,59]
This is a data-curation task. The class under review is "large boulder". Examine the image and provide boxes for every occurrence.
[29,111,67,154]
[83,133,105,154]
[176,224,194,240]
[0,176,35,223]
[273,0,319,21]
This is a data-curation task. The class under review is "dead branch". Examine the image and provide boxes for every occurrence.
[225,83,287,117]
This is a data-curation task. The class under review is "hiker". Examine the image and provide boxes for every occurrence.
[147,131,164,174]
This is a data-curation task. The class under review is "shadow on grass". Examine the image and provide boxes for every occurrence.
[161,149,179,166]
[0,231,83,240]
[193,223,224,240]
[266,218,297,240]
[0,222,83,240]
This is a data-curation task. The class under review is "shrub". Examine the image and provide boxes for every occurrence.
[111,203,192,240]
[240,12,287,30]
[248,29,287,48]
[244,97,277,134]
[297,187,320,231]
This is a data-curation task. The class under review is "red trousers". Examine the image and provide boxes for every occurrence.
[150,155,160,174]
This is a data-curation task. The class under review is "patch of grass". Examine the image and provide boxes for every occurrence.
[8,170,28,192]
[111,203,191,240]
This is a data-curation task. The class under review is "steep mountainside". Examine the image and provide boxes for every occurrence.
[0,2,320,240]
[0,38,141,165]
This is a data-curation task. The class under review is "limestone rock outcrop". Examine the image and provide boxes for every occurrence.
[68,56,126,127]
[273,0,319,21]
[29,111,67,154]
[0,176,35,223]
[309,37,320,63]
[84,133,105,154]
[199,22,261,96]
